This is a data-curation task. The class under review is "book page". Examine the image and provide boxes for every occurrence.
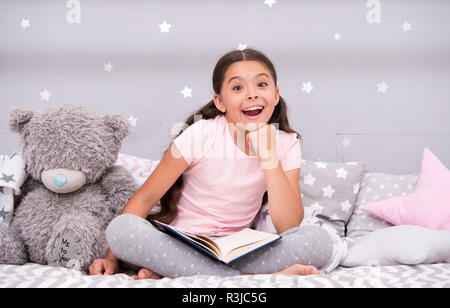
[178,231,221,256]
[222,236,279,263]
[214,228,279,258]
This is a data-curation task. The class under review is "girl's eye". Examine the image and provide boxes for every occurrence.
[258,82,268,87]
[233,85,242,91]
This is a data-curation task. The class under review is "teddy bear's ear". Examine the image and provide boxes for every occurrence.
[103,114,130,142]
[9,108,34,133]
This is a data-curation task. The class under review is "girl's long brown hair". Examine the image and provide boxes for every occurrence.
[147,48,301,224]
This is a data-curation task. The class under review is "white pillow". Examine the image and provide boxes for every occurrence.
[341,225,450,267]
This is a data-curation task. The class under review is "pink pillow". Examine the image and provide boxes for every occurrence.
[360,187,450,231]
[360,148,450,231]
[416,148,450,190]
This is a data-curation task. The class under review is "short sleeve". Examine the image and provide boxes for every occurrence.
[172,119,215,166]
[279,133,302,172]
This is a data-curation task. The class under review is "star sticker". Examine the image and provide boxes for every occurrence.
[301,81,314,94]
[303,173,316,186]
[264,0,277,8]
[322,185,335,198]
[128,116,138,127]
[401,21,412,32]
[104,62,114,72]
[0,206,10,220]
[40,89,52,101]
[20,19,30,29]
[341,138,351,148]
[377,81,389,94]
[334,33,341,40]
[336,167,348,179]
[341,200,352,212]
[180,86,193,98]
[238,43,248,51]
[0,173,15,183]
[159,21,172,33]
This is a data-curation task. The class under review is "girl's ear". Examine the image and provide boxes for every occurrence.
[9,108,34,133]
[213,94,226,113]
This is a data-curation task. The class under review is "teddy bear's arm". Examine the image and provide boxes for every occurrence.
[100,165,138,215]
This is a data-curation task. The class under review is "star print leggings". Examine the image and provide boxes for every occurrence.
[105,214,333,278]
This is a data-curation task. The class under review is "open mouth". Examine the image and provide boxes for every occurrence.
[242,106,264,119]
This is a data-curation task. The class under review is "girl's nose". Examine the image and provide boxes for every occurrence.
[247,95,258,100]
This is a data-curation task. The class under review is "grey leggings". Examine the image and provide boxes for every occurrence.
[106,214,333,278]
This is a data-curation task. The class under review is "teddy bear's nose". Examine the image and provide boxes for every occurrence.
[41,168,87,194]
[53,174,69,188]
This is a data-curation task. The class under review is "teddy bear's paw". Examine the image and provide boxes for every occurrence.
[52,229,82,270]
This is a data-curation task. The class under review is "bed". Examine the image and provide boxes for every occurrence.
[1,152,449,288]
[1,262,449,288]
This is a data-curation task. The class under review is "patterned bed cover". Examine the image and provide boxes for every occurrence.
[0,263,449,288]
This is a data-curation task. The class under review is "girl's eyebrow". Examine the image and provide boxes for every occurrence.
[227,73,270,84]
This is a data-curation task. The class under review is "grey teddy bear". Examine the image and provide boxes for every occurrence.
[0,105,138,271]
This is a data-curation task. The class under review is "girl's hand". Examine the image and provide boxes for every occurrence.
[89,258,119,275]
[246,123,279,169]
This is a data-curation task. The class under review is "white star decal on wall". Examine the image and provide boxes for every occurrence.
[301,81,314,94]
[402,21,412,32]
[264,0,277,8]
[180,86,193,98]
[377,81,389,93]
[341,138,351,147]
[40,89,52,101]
[159,21,172,33]
[238,43,248,50]
[128,116,138,127]
[104,62,114,72]
[334,33,341,40]
[20,19,30,29]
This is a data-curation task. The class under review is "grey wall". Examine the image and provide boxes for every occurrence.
[1,0,449,174]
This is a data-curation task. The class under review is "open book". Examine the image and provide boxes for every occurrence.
[149,220,282,264]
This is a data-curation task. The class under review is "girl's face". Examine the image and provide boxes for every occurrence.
[213,60,280,131]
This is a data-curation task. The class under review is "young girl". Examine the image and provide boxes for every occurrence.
[89,48,333,279]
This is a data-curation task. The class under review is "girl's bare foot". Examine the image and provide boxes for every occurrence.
[274,264,323,276]
[131,267,164,280]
